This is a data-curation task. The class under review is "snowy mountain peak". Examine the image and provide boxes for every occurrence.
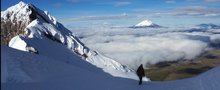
[1,1,30,21]
[135,20,153,27]
[17,1,26,7]
[129,19,162,28]
[1,1,140,80]
[8,1,27,10]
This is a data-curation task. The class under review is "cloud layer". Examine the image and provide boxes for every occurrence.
[204,0,220,2]
[65,14,135,21]
[70,26,220,69]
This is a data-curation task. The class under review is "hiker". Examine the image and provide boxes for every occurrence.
[136,64,145,85]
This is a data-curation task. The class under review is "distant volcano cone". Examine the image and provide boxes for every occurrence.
[130,19,162,28]
[135,20,154,27]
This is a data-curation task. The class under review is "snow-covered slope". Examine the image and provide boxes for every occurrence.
[1,1,141,80]
[1,45,220,90]
[130,20,162,28]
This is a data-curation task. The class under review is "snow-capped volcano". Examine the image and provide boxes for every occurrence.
[1,1,142,81]
[130,19,162,28]
[135,20,154,27]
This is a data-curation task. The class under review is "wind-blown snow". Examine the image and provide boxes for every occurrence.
[8,36,27,52]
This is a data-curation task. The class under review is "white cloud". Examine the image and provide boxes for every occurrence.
[179,6,207,11]
[64,14,136,21]
[114,1,132,6]
[204,0,220,2]
[96,1,132,6]
[129,6,220,18]
[165,0,176,4]
[204,13,220,17]
[158,6,220,17]
[66,0,79,3]
[70,26,219,69]
[131,8,153,12]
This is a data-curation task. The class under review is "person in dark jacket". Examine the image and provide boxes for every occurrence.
[136,64,145,85]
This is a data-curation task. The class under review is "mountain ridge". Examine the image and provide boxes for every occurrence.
[1,1,141,80]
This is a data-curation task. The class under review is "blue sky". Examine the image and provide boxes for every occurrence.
[1,0,220,27]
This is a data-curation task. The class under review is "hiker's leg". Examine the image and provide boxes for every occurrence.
[139,76,142,85]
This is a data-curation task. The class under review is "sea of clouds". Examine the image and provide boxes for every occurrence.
[70,26,220,69]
